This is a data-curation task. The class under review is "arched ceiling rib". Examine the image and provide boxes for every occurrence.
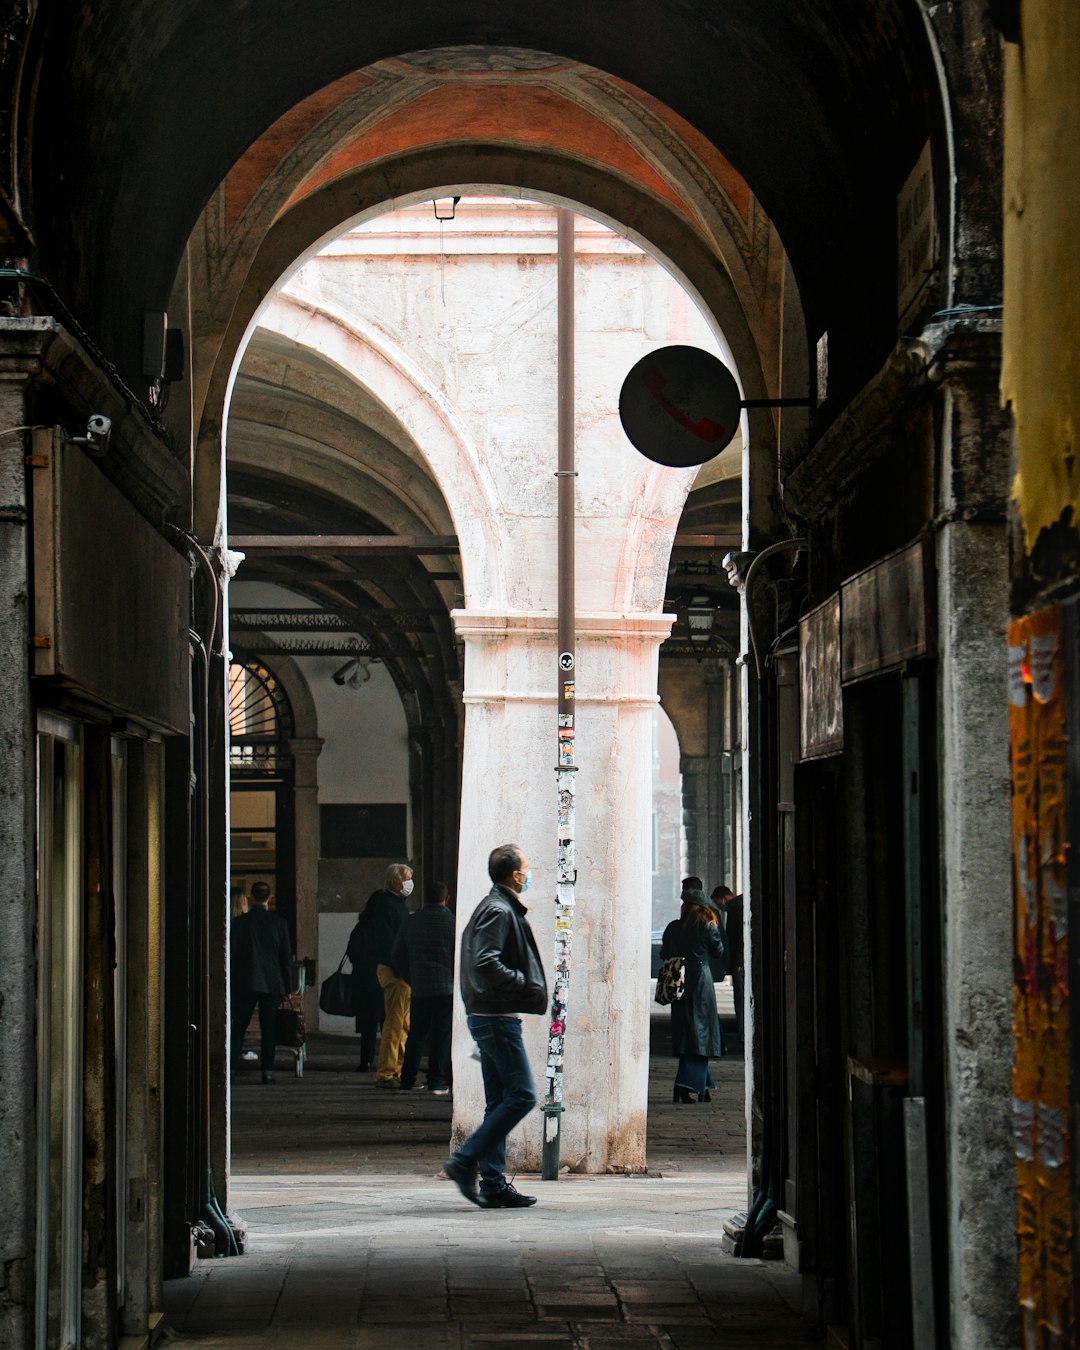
[226,323,464,725]
[231,333,457,538]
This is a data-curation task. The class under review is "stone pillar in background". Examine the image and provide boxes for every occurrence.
[289,737,323,1027]
[680,756,707,882]
[451,610,673,1174]
[662,659,738,894]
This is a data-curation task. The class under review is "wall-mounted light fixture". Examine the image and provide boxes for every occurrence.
[433,195,461,221]
[686,596,715,644]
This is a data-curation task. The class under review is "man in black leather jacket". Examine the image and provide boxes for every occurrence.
[444,843,547,1209]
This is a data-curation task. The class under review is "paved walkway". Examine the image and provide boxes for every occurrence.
[163,1006,815,1348]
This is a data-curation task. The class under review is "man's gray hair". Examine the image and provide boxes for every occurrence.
[386,862,412,889]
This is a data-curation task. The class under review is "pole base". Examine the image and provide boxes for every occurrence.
[540,1102,564,1180]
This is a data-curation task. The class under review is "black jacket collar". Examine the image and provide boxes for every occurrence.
[494,882,527,916]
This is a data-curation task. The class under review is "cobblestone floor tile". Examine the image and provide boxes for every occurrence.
[536,1304,622,1321]
[617,1289,699,1305]
[463,1332,574,1346]
[623,1304,710,1323]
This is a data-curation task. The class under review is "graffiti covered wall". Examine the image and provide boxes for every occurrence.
[1009,607,1074,1346]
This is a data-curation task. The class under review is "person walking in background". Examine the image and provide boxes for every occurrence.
[713,885,744,1052]
[444,844,547,1209]
[391,880,455,1094]
[346,905,383,1073]
[661,888,727,1103]
[366,862,414,1086]
[230,881,293,1084]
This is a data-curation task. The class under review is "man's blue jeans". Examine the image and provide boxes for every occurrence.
[456,1014,537,1196]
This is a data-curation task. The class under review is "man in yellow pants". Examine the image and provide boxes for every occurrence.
[365,862,414,1085]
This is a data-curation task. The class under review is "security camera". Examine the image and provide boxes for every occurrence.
[332,656,371,689]
[70,413,112,457]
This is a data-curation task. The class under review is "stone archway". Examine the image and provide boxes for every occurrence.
[220,196,748,1171]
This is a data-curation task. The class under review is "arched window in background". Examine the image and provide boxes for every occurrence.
[228,660,294,773]
[228,660,296,937]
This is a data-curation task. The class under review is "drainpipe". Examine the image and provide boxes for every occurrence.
[189,631,237,1256]
[727,537,804,1257]
[542,208,577,1180]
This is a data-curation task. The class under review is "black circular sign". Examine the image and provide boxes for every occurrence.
[619,345,740,467]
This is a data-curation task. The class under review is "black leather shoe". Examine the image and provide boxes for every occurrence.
[444,1156,482,1206]
[261,1071,275,1084]
[673,1085,695,1104]
[480,1183,537,1209]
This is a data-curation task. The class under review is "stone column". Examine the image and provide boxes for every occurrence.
[289,737,323,1028]
[933,333,1017,1348]
[450,609,674,1174]
[680,756,708,880]
[0,321,47,1346]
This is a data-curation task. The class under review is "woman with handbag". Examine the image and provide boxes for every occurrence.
[660,889,727,1103]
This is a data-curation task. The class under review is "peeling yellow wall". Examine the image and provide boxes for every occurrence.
[1002,3,1080,549]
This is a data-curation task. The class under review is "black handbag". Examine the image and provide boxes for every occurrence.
[654,956,685,1006]
[319,953,354,1016]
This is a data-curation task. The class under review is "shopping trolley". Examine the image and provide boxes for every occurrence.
[275,957,315,1078]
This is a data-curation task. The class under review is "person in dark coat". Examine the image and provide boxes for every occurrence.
[346,907,384,1072]
[713,885,744,1051]
[366,862,414,1085]
[661,889,727,1103]
[391,879,455,1093]
[230,882,293,1083]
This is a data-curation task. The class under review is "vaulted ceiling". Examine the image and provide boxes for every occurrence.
[22,1,938,409]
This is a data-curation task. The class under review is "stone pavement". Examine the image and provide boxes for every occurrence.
[162,1007,817,1348]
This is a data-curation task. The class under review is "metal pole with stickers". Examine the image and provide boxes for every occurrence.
[541,209,576,1180]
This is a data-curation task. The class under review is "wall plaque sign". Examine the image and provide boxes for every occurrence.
[841,539,931,684]
[800,594,843,760]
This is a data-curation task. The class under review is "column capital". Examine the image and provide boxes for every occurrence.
[287,737,323,790]
[452,610,676,642]
[452,609,675,708]
[0,317,52,382]
[287,736,324,758]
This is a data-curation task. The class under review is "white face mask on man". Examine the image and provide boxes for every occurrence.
[401,878,414,897]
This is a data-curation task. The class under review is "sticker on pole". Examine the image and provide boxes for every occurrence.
[559,652,575,671]
[619,345,740,467]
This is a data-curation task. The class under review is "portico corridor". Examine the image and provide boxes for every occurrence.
[161,1014,809,1348]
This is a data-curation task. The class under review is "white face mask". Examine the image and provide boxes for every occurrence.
[400,878,414,897]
